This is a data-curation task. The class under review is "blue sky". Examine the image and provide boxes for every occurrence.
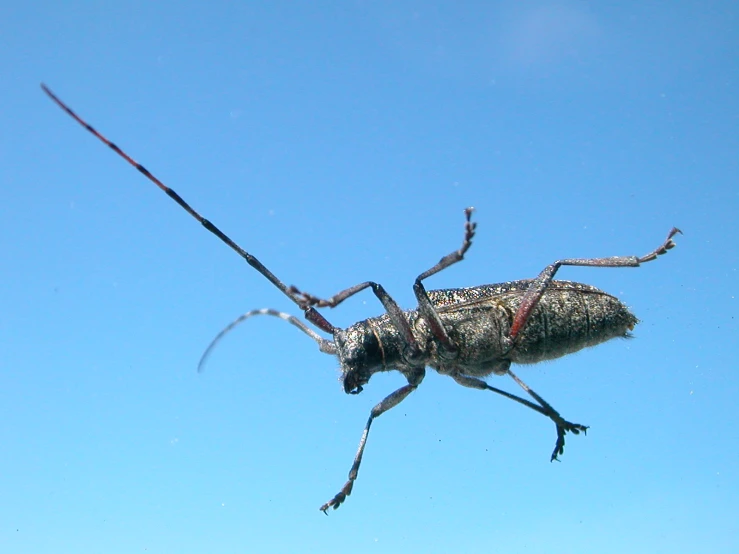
[1,1,737,552]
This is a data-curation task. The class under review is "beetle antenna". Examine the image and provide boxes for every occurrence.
[198,308,337,373]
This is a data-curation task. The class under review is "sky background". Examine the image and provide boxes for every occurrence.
[1,1,737,552]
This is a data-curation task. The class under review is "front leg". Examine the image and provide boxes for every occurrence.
[320,369,425,513]
[290,280,421,359]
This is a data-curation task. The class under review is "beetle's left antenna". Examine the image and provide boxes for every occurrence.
[198,308,337,372]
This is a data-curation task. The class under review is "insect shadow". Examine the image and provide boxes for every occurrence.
[43,84,681,513]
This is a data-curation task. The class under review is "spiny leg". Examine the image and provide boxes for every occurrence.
[41,84,308,311]
[509,227,682,341]
[506,368,588,461]
[320,370,425,513]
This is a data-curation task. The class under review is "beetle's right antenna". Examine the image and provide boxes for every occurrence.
[198,309,337,372]
[41,84,333,328]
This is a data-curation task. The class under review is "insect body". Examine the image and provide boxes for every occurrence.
[42,84,681,514]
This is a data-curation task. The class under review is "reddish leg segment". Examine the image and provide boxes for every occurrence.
[510,227,682,341]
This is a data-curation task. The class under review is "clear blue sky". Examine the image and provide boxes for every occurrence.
[1,1,737,552]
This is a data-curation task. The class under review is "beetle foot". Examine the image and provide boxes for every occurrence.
[550,420,588,462]
[319,480,354,515]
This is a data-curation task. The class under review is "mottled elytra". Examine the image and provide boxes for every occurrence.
[42,84,681,514]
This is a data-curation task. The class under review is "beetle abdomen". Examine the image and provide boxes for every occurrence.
[511,284,638,364]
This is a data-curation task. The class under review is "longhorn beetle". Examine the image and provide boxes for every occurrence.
[42,84,681,513]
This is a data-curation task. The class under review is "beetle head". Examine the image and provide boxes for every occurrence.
[333,322,386,394]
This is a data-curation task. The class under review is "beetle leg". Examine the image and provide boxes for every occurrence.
[506,368,588,461]
[320,369,425,513]
[412,208,477,355]
[509,228,681,342]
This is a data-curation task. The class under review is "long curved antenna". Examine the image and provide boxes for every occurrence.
[41,84,310,312]
[198,309,337,373]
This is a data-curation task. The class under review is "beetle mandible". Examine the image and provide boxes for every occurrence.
[42,84,681,514]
